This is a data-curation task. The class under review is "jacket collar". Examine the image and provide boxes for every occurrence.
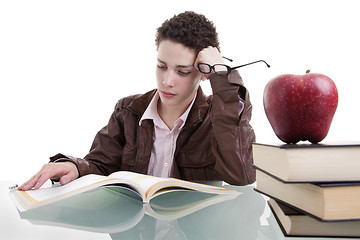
[127,87,209,126]
[185,87,210,128]
[126,89,157,117]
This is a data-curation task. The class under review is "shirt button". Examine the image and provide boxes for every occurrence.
[164,163,168,167]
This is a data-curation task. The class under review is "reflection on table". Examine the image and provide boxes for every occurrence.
[6,180,356,240]
[18,183,265,240]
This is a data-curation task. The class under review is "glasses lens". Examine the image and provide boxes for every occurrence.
[213,64,229,75]
[198,64,211,74]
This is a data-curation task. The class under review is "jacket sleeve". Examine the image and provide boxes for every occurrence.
[50,100,126,177]
[208,70,256,185]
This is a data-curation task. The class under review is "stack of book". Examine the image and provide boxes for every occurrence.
[252,142,360,238]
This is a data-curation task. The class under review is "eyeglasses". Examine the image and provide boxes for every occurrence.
[197,58,270,76]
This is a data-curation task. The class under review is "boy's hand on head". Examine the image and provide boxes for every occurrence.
[195,46,224,80]
[18,162,79,191]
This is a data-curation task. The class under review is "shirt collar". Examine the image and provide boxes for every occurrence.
[139,91,197,130]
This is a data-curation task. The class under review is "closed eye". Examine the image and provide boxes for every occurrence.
[157,64,167,70]
[178,70,191,76]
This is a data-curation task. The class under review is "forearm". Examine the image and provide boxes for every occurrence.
[47,151,117,184]
[209,71,256,185]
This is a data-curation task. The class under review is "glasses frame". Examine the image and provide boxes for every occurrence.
[198,59,270,76]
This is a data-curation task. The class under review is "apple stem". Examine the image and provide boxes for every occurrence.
[306,69,311,74]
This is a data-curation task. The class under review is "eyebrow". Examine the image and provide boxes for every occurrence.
[157,59,194,69]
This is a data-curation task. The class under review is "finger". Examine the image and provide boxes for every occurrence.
[194,55,201,70]
[21,164,58,190]
[59,175,69,185]
[194,48,207,68]
[33,166,64,189]
[19,175,39,190]
[59,167,78,185]
[200,74,208,81]
[19,162,78,190]
[38,162,78,188]
[21,173,48,190]
[33,175,48,189]
[19,163,53,190]
[19,176,34,189]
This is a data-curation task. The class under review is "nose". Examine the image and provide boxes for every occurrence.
[163,70,176,87]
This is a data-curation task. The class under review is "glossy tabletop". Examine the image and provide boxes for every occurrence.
[1,180,357,240]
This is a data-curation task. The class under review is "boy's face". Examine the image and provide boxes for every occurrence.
[156,40,201,111]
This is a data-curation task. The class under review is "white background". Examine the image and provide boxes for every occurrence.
[1,0,359,181]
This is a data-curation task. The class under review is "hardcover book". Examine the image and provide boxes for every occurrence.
[255,170,360,221]
[252,141,360,182]
[268,198,360,238]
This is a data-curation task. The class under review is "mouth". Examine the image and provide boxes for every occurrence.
[160,91,176,98]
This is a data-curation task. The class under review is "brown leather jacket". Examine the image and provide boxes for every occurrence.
[51,71,256,185]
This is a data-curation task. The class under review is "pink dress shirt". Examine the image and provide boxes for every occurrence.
[139,91,196,178]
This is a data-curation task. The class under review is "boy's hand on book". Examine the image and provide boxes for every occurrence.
[19,162,79,191]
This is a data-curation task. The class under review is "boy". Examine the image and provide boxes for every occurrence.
[20,11,256,190]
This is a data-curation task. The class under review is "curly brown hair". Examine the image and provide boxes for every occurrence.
[155,11,220,54]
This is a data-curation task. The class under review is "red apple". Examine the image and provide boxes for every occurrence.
[263,70,338,144]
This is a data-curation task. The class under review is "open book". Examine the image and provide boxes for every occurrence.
[18,186,239,233]
[9,171,239,212]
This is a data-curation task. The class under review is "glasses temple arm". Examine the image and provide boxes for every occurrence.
[232,60,270,70]
[222,56,233,62]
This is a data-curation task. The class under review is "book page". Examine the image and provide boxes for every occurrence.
[27,175,109,201]
[10,174,110,211]
[109,171,238,201]
[109,171,168,197]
